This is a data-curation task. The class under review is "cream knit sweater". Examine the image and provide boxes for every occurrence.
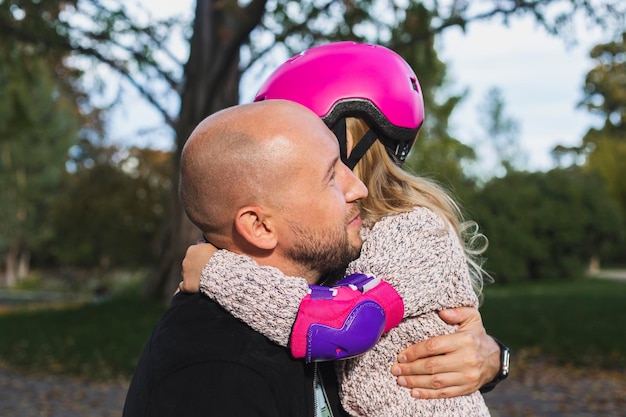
[199,207,490,417]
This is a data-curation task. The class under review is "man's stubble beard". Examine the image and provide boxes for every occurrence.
[285,219,361,283]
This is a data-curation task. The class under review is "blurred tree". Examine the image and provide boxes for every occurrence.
[552,32,626,266]
[398,3,476,195]
[48,143,173,268]
[2,0,624,298]
[578,33,626,225]
[470,168,623,283]
[476,86,524,176]
[0,41,84,286]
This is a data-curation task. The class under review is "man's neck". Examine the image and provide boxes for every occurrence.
[317,268,346,287]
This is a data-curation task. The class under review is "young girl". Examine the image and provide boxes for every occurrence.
[182,42,492,417]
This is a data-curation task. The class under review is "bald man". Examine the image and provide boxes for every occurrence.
[178,100,366,282]
[123,100,368,417]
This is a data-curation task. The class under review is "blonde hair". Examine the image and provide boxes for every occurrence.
[347,117,490,298]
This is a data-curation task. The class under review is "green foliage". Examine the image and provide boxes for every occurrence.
[581,33,626,123]
[0,296,166,379]
[582,133,626,224]
[469,168,624,282]
[576,33,626,226]
[0,0,71,52]
[0,42,81,258]
[46,142,173,268]
[481,279,626,369]
[398,4,477,192]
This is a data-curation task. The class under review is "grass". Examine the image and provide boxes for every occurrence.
[0,277,624,380]
[480,277,626,370]
[0,296,166,380]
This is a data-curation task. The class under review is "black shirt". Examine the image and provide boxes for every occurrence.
[123,293,348,417]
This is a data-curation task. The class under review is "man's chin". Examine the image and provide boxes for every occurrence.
[349,235,363,255]
[317,243,360,286]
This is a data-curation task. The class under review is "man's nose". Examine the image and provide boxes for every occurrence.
[342,165,368,202]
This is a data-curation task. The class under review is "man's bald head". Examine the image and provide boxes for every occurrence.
[180,99,368,282]
[180,100,323,244]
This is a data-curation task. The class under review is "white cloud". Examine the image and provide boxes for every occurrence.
[439,16,606,170]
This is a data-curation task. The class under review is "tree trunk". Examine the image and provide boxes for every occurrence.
[3,244,29,286]
[5,246,18,287]
[17,248,30,280]
[146,0,267,301]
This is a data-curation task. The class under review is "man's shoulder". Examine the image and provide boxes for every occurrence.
[153,293,305,375]
[160,293,275,346]
[124,293,313,417]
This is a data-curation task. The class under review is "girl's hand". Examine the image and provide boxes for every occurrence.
[178,243,219,294]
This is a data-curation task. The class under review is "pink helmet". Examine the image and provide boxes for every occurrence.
[254,41,424,167]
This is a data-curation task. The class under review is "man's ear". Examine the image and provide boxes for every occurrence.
[234,206,277,250]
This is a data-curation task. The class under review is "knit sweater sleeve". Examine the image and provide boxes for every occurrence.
[198,250,310,347]
[346,207,478,318]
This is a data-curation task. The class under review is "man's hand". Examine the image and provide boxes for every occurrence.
[178,243,219,294]
[390,307,500,399]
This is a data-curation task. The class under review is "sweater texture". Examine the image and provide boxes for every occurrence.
[200,207,490,417]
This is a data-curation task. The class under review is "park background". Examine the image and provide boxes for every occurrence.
[1,1,625,416]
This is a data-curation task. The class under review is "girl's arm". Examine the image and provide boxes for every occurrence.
[182,244,307,347]
[181,244,403,361]
[347,207,479,318]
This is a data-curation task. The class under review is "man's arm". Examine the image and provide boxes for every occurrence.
[390,307,503,399]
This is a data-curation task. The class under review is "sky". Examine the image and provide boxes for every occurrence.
[108,4,611,172]
[437,16,607,171]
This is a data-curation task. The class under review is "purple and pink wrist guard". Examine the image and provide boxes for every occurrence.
[290,273,404,362]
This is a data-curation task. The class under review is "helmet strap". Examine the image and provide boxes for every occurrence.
[332,118,350,166]
[345,129,378,170]
[332,118,379,170]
